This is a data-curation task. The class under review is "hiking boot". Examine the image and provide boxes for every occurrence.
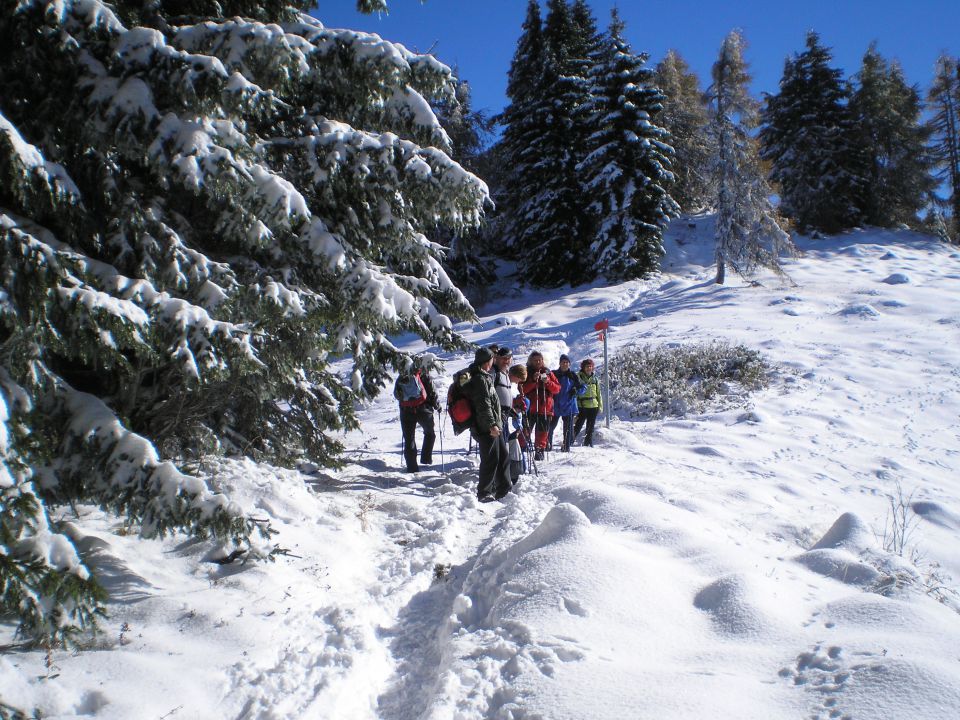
[477,494,496,503]
[534,449,544,461]
[420,457,432,465]
[404,465,419,473]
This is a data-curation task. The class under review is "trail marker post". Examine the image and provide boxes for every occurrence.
[594,319,610,428]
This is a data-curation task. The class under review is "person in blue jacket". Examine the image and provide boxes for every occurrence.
[548,354,585,452]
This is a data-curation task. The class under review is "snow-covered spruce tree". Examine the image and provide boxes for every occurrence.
[567,0,603,165]
[707,30,793,285]
[759,32,868,234]
[0,0,485,644]
[850,44,935,228]
[1,373,107,646]
[495,0,545,256]
[655,49,716,213]
[577,8,679,280]
[928,55,960,240]
[509,0,590,286]
[430,74,496,302]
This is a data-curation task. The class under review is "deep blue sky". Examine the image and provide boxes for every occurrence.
[313,1,958,118]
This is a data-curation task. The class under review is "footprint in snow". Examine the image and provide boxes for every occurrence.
[690,445,726,457]
[561,596,590,617]
[779,642,890,720]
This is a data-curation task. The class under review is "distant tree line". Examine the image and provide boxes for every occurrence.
[443,7,960,293]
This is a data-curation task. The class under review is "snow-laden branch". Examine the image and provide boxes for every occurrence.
[0,112,81,204]
[2,214,260,378]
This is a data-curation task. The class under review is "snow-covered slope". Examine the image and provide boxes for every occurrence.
[3,223,960,720]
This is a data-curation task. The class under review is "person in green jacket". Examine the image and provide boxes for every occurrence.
[573,358,602,447]
[466,346,512,501]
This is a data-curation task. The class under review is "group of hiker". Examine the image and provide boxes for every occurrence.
[393,346,604,503]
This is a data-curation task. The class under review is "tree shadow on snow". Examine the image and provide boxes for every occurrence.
[303,456,477,499]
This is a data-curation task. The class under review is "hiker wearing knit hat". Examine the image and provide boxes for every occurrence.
[550,354,585,453]
[393,358,441,473]
[466,347,512,501]
[474,346,494,366]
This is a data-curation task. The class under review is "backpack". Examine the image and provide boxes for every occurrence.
[396,370,427,408]
[446,367,473,435]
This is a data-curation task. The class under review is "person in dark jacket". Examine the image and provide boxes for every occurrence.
[466,347,512,501]
[573,358,602,447]
[394,358,440,473]
[549,354,585,452]
[520,351,561,461]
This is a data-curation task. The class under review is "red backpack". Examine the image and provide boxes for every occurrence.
[446,368,473,435]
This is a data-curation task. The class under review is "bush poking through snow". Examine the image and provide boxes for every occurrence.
[433,563,452,583]
[877,482,921,559]
[870,483,960,613]
[610,341,770,418]
[356,494,377,533]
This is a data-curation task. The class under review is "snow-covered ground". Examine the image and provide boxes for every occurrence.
[3,222,960,720]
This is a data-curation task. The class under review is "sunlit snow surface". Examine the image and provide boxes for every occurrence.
[3,222,960,719]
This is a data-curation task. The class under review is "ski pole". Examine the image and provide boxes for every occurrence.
[437,407,445,473]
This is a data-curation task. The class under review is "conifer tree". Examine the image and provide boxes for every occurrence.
[850,44,935,228]
[655,50,716,213]
[760,32,867,234]
[568,0,604,158]
[577,8,679,280]
[495,0,545,254]
[569,0,603,76]
[431,75,496,299]
[0,0,485,644]
[707,31,793,284]
[527,0,586,283]
[928,55,960,240]
[508,0,587,285]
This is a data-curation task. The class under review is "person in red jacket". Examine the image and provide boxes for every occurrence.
[521,351,561,461]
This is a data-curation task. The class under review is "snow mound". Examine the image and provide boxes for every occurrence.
[912,501,960,530]
[794,549,882,587]
[510,503,592,556]
[693,574,768,637]
[810,512,875,551]
[837,303,881,318]
[793,513,884,587]
[881,273,910,284]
